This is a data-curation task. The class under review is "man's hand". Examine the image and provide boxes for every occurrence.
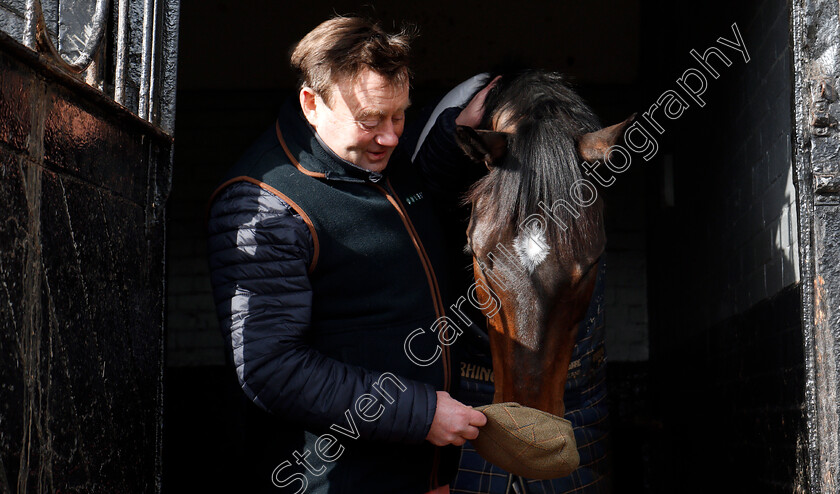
[455,75,502,128]
[426,391,488,446]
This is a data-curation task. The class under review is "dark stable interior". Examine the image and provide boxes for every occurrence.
[165,1,804,492]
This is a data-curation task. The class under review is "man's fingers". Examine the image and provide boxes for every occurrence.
[462,425,480,441]
[456,75,502,127]
[427,392,492,447]
[472,75,501,104]
[482,75,501,93]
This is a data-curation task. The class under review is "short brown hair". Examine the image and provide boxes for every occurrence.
[290,16,416,102]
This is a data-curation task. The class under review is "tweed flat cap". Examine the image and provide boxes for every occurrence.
[471,402,579,480]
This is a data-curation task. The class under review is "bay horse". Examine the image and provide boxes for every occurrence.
[455,70,632,419]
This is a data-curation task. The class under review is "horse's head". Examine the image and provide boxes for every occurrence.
[456,71,632,415]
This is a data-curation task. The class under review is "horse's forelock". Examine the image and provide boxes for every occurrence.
[469,70,604,259]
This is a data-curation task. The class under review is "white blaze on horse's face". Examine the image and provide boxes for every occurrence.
[517,300,542,351]
[513,227,549,273]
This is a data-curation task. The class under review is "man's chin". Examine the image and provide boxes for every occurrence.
[360,153,391,173]
[365,161,389,173]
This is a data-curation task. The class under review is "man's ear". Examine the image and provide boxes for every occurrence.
[300,87,319,127]
[577,114,636,163]
[455,125,510,167]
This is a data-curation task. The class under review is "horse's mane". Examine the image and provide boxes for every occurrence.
[466,70,605,260]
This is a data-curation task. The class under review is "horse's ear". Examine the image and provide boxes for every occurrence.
[577,114,636,163]
[455,125,509,167]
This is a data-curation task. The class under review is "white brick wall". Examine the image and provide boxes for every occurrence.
[164,93,278,367]
[712,3,798,324]
[605,235,649,362]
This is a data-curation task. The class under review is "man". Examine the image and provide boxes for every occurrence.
[207,16,489,494]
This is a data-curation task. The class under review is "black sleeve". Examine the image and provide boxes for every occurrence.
[206,181,437,444]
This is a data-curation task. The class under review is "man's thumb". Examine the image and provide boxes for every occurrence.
[469,409,488,427]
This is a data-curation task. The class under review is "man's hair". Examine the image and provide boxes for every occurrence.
[290,16,416,102]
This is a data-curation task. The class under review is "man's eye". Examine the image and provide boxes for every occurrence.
[358,120,379,130]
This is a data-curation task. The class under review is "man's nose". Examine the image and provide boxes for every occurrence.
[375,123,400,148]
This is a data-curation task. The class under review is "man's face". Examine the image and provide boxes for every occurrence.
[301,69,410,173]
